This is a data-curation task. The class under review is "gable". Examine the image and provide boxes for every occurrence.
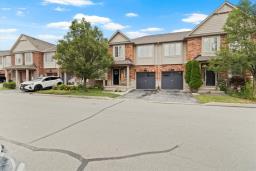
[190,3,235,36]
[109,32,130,44]
[12,35,37,53]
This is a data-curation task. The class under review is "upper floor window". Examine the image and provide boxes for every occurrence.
[202,36,220,54]
[137,45,154,58]
[113,45,125,58]
[25,53,33,65]
[0,57,2,66]
[163,43,182,57]
[44,52,55,63]
[4,56,11,67]
[15,54,23,65]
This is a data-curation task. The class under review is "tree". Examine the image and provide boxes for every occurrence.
[185,60,203,92]
[185,61,192,85]
[55,19,113,86]
[189,60,203,92]
[210,0,256,95]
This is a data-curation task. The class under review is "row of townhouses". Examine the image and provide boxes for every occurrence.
[0,2,235,91]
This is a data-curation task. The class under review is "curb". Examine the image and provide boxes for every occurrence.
[31,93,114,100]
[203,102,256,108]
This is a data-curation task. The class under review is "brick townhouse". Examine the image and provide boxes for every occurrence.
[105,2,235,91]
[0,34,69,84]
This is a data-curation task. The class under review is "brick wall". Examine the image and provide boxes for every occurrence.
[125,43,135,62]
[33,52,44,76]
[186,37,202,61]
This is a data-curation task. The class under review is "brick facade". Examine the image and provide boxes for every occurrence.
[186,37,202,60]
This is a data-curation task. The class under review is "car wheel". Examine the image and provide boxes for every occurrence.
[57,82,62,86]
[34,84,43,91]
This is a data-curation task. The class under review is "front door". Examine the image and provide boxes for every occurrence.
[206,70,216,86]
[113,69,120,85]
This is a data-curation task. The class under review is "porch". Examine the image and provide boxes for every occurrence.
[104,60,133,91]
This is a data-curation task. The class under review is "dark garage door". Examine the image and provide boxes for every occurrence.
[162,72,183,90]
[136,72,155,89]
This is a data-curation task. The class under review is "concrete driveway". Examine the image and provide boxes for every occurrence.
[0,91,256,171]
[123,90,198,103]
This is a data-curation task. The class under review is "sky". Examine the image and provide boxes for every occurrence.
[0,0,242,50]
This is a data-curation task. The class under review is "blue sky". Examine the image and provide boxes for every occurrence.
[0,0,241,50]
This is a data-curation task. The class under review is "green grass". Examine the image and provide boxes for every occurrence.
[37,89,120,98]
[0,84,8,90]
[195,94,256,104]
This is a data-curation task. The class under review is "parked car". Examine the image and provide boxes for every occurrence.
[20,76,63,91]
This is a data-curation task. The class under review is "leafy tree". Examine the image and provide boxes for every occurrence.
[189,60,203,92]
[185,61,192,85]
[55,19,113,86]
[210,0,256,95]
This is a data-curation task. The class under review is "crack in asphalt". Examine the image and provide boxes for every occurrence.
[28,100,125,144]
[0,136,179,171]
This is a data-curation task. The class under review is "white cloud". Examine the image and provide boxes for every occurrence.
[0,34,17,40]
[1,8,11,11]
[54,6,67,12]
[182,13,208,24]
[43,0,94,6]
[126,31,148,39]
[46,21,71,29]
[0,28,17,33]
[103,22,127,31]
[140,27,163,32]
[37,34,63,42]
[73,14,111,24]
[16,10,25,16]
[126,12,138,17]
[172,28,192,33]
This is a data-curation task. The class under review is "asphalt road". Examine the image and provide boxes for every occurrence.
[0,90,255,171]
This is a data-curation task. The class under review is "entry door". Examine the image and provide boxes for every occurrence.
[113,69,120,85]
[206,70,216,86]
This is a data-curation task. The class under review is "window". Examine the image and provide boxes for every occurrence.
[25,53,33,65]
[202,36,220,54]
[44,53,54,63]
[137,45,154,58]
[113,45,124,58]
[163,43,182,57]
[0,57,2,66]
[4,56,11,67]
[15,54,23,65]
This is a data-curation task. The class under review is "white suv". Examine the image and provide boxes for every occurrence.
[20,76,63,91]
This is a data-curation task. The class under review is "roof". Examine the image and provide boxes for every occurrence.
[0,50,11,56]
[194,55,215,62]
[187,2,236,37]
[132,31,191,45]
[11,34,56,52]
[4,65,37,70]
[113,59,133,66]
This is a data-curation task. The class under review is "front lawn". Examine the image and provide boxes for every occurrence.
[195,94,256,104]
[37,89,120,98]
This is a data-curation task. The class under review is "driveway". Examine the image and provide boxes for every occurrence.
[123,90,198,103]
[0,91,256,171]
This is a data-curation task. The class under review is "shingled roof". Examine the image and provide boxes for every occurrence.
[0,50,11,56]
[132,31,191,45]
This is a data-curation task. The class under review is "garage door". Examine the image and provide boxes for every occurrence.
[136,72,155,89]
[161,72,183,90]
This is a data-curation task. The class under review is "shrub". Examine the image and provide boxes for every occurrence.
[218,79,228,92]
[57,84,65,90]
[185,61,193,85]
[240,82,255,99]
[3,82,16,89]
[189,60,203,92]
[229,76,245,91]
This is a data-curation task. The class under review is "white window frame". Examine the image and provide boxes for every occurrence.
[15,54,23,65]
[163,42,182,57]
[4,56,12,67]
[136,45,154,58]
[25,52,33,65]
[202,36,220,55]
[113,45,125,59]
[44,52,55,63]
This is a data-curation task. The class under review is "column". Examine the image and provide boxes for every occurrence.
[126,66,130,88]
[15,70,19,84]
[5,70,9,82]
[64,72,67,85]
[26,69,29,81]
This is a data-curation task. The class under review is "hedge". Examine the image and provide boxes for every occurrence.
[3,82,16,89]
